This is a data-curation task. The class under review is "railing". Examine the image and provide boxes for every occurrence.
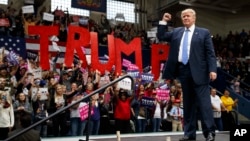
[217,68,250,95]
[4,74,134,141]
[214,68,250,120]
[227,88,250,120]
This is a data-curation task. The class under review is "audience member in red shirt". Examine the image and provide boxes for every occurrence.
[113,89,133,133]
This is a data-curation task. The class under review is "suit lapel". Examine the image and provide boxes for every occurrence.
[190,27,199,54]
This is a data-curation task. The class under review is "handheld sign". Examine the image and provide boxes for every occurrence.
[79,103,93,121]
[43,12,54,22]
[22,5,34,14]
[117,77,132,90]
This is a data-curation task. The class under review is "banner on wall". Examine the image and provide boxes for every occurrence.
[0,18,10,26]
[71,0,107,13]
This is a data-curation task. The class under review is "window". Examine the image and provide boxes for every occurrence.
[51,0,90,16]
[0,0,8,5]
[107,0,135,23]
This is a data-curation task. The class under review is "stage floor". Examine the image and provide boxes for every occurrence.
[42,131,230,141]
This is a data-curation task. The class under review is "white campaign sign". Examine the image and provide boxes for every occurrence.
[32,68,42,79]
[43,13,54,22]
[38,88,48,100]
[22,5,34,14]
[117,78,132,90]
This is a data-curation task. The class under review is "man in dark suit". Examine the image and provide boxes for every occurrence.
[157,8,217,141]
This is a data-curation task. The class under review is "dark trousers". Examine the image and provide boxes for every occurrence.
[0,127,9,140]
[52,112,67,137]
[221,111,236,131]
[115,119,131,133]
[178,63,215,138]
[214,117,223,131]
[99,116,111,134]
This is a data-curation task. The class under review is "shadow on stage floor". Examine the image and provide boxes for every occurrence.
[41,131,229,141]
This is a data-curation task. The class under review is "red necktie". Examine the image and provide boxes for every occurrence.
[177,108,180,120]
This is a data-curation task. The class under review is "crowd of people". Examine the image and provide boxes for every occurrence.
[0,4,249,141]
[0,5,150,48]
[0,58,240,140]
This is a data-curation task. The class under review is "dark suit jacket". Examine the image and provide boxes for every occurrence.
[157,24,217,85]
[8,128,41,141]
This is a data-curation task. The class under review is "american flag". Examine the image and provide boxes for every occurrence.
[0,36,27,59]
[0,36,104,71]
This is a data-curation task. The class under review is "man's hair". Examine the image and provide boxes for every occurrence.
[20,111,32,128]
[181,8,196,17]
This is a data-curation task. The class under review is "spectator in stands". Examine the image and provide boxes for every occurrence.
[222,62,233,75]
[161,94,176,131]
[132,90,148,133]
[58,23,67,42]
[150,90,166,132]
[65,82,79,105]
[0,88,14,140]
[114,89,133,133]
[8,111,41,141]
[70,93,87,136]
[32,91,49,137]
[0,12,11,36]
[230,77,242,95]
[169,99,183,132]
[48,84,68,136]
[0,64,10,81]
[220,89,238,131]
[11,16,24,37]
[14,65,31,98]
[135,83,145,98]
[144,82,155,97]
[59,66,77,92]
[99,87,113,134]
[22,14,39,38]
[169,85,177,96]
[13,92,33,129]
[210,88,227,131]
[89,93,101,135]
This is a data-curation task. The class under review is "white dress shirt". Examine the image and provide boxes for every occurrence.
[178,24,195,63]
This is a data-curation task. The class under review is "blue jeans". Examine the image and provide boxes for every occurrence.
[151,118,162,132]
[136,118,147,133]
[89,119,100,135]
[71,117,87,136]
[36,124,47,137]
[214,117,223,131]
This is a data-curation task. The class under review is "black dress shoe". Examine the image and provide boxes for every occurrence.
[205,133,215,141]
[179,136,196,141]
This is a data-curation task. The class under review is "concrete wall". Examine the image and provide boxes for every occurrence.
[195,8,250,38]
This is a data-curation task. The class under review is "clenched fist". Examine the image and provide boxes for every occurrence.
[162,13,172,22]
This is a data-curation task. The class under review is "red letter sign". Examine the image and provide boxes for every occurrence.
[64,26,90,67]
[29,26,59,70]
[91,32,115,74]
[115,38,142,74]
[151,44,169,80]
